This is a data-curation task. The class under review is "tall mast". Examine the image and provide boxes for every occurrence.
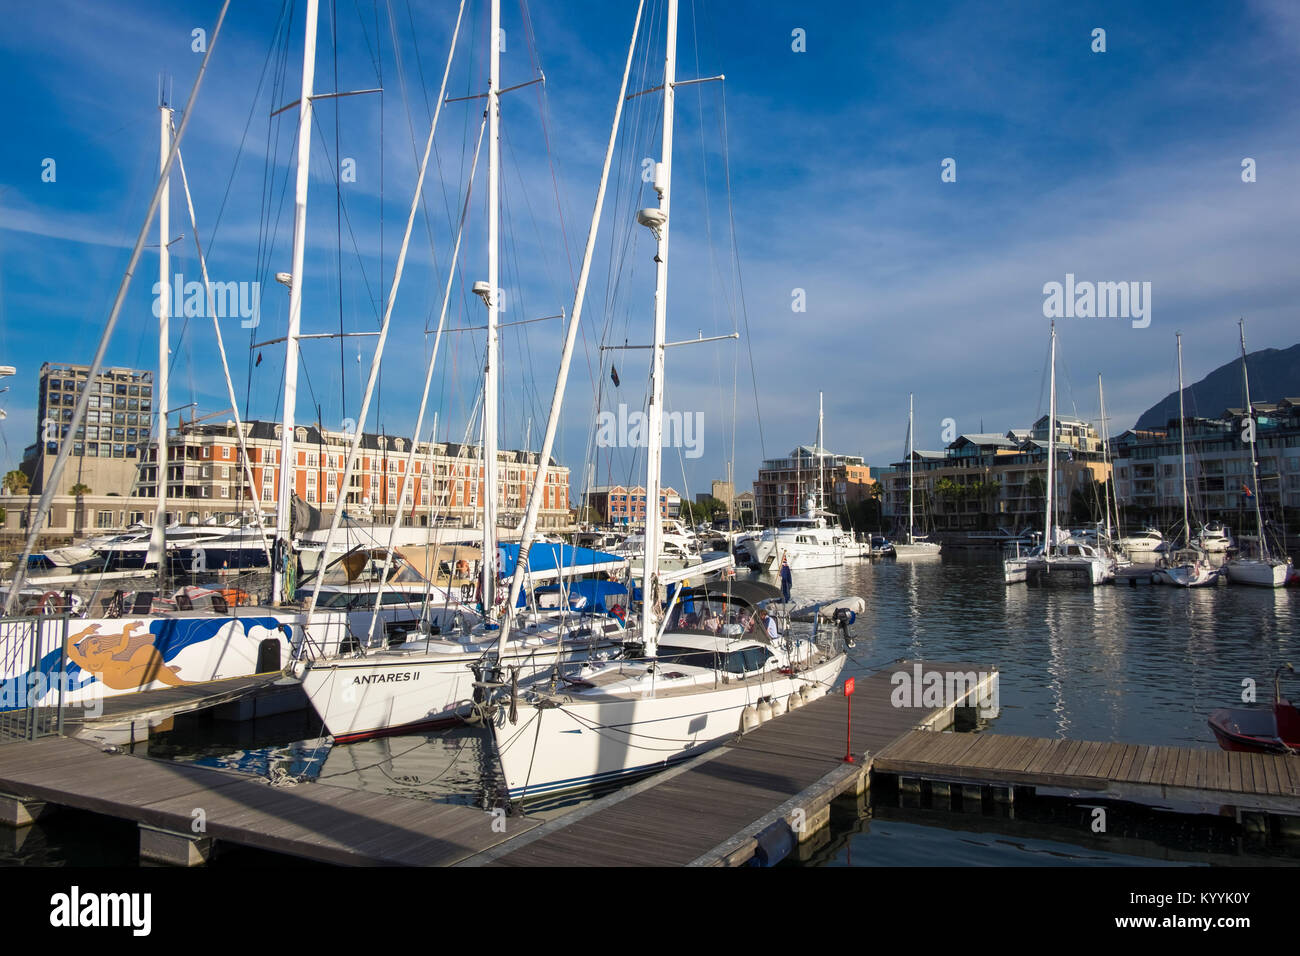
[817,391,824,514]
[481,0,502,619]
[149,101,173,592]
[494,0,645,660]
[272,0,319,605]
[641,0,677,658]
[1239,319,1268,559]
[1044,320,1056,556]
[1176,332,1190,547]
[908,392,914,543]
[1098,373,1113,541]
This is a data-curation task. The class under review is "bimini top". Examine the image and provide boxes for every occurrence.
[678,580,782,608]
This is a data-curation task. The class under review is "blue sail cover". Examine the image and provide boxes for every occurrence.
[496,542,625,579]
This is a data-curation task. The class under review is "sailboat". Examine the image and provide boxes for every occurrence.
[294,0,631,743]
[0,12,361,721]
[488,0,853,802]
[1155,333,1219,587]
[1003,321,1113,586]
[893,393,941,558]
[1224,319,1293,587]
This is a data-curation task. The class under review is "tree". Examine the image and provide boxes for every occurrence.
[70,482,92,496]
[3,470,29,495]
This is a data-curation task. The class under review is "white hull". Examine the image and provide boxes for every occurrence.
[1161,564,1220,587]
[893,542,942,559]
[1003,558,1028,584]
[492,651,845,801]
[773,542,844,570]
[0,610,329,711]
[301,632,619,742]
[1224,559,1290,588]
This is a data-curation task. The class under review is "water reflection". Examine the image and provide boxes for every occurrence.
[756,554,1297,748]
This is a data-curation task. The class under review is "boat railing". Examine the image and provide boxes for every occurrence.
[0,613,70,741]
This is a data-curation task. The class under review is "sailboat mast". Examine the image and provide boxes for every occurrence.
[272,0,318,606]
[481,0,502,618]
[150,102,173,593]
[1239,319,1268,559]
[1044,320,1056,555]
[641,0,677,658]
[908,392,914,543]
[1098,373,1113,540]
[818,391,824,513]
[494,0,645,659]
[1177,332,1190,547]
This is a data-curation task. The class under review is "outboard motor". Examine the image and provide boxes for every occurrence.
[832,607,856,648]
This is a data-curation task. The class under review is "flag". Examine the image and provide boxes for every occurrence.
[1242,483,1254,498]
[610,365,620,387]
[255,351,263,367]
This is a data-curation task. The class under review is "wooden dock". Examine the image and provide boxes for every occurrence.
[874,730,1300,816]
[0,735,535,865]
[464,659,998,867]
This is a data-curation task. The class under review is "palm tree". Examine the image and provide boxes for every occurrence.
[3,470,30,495]
[70,482,91,536]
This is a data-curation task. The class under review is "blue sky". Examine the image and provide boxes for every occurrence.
[2,0,1299,505]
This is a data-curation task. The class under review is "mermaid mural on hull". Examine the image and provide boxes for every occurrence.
[66,622,191,690]
[0,616,294,710]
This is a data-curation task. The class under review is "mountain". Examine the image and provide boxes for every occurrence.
[1133,343,1300,431]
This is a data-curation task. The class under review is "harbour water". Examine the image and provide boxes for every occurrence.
[4,553,1297,866]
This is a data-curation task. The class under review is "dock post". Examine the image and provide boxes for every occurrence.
[138,825,213,867]
[0,792,51,828]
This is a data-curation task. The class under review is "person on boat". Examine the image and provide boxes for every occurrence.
[756,606,779,642]
[779,553,792,603]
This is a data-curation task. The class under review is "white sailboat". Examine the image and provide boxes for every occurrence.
[294,0,633,743]
[1155,333,1219,587]
[1004,321,1112,586]
[1224,319,1292,587]
[893,393,941,558]
[489,0,852,803]
[0,11,361,720]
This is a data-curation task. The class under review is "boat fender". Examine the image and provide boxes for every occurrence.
[756,699,773,724]
[770,695,786,718]
[748,819,796,867]
[787,689,803,711]
[740,705,759,733]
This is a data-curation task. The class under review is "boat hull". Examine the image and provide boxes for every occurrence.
[1224,559,1290,588]
[492,652,846,801]
[301,637,618,742]
[0,611,314,712]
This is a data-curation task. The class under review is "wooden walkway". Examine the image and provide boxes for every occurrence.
[0,735,535,865]
[875,730,1300,815]
[468,659,997,867]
